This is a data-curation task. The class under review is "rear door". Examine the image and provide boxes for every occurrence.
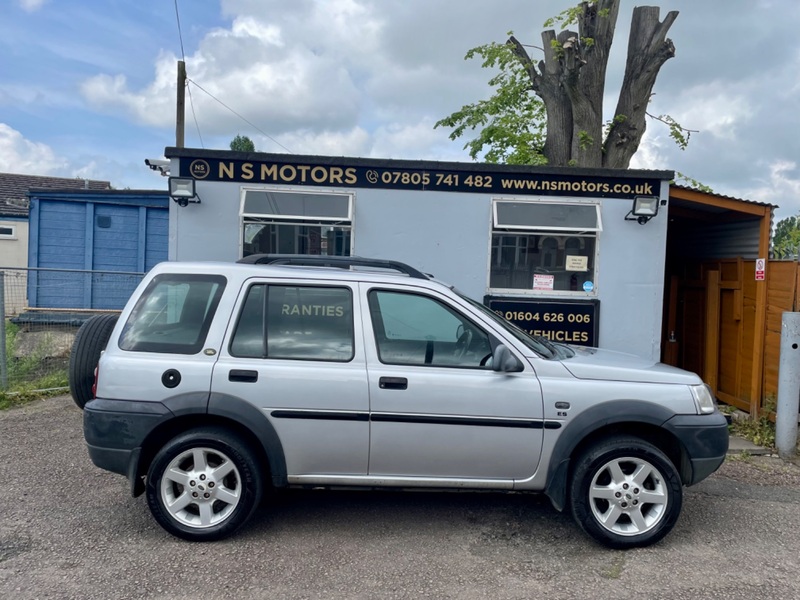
[211,279,370,476]
[362,284,545,481]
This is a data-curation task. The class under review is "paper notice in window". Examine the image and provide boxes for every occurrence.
[566,255,589,272]
[533,274,555,290]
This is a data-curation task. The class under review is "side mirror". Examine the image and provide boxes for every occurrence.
[492,344,524,373]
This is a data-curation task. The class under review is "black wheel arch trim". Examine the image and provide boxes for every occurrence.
[543,400,678,512]
[207,392,287,488]
[86,392,287,497]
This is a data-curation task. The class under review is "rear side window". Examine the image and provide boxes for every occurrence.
[230,284,354,362]
[119,274,226,354]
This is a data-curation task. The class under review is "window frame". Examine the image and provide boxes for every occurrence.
[118,274,227,355]
[367,288,493,370]
[228,282,356,363]
[0,225,16,240]
[492,198,602,233]
[487,197,601,298]
[238,186,354,258]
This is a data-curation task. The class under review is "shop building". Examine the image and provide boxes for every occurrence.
[163,148,673,362]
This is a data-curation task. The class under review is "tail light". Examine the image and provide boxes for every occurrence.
[91,365,99,399]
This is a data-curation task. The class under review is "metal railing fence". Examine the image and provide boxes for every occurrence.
[1,267,143,392]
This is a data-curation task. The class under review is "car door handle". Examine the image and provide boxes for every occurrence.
[229,369,258,383]
[379,376,407,390]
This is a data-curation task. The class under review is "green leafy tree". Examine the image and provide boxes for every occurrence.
[230,135,256,152]
[773,214,800,259]
[436,0,694,169]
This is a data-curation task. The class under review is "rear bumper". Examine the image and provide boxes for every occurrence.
[84,398,172,483]
[663,411,729,485]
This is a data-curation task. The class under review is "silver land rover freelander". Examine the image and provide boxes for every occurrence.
[74,255,728,548]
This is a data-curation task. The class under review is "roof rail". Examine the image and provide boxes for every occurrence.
[238,254,430,280]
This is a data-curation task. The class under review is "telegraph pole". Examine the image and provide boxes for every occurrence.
[176,60,186,148]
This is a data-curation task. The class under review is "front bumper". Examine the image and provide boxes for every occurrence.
[663,411,730,485]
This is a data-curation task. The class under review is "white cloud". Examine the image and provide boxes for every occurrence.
[270,127,371,157]
[740,160,800,220]
[18,0,46,12]
[80,8,367,137]
[0,124,158,191]
[370,119,458,160]
[658,85,752,142]
[628,130,669,171]
[0,123,69,175]
[80,52,179,129]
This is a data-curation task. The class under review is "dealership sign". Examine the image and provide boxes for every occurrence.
[180,156,660,200]
[484,297,600,347]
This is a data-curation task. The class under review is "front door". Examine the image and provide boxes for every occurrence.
[361,285,544,481]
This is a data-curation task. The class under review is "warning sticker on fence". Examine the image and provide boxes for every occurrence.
[756,257,766,281]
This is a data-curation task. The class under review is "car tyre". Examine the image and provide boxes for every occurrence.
[68,314,119,409]
[146,427,263,541]
[569,436,682,549]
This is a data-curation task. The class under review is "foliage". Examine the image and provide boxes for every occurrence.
[434,40,548,165]
[773,214,800,259]
[437,1,695,170]
[727,396,777,450]
[1,321,68,409]
[0,383,68,411]
[673,172,713,194]
[654,114,692,151]
[230,134,256,153]
[543,0,602,28]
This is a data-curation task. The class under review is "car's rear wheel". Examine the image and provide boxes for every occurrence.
[146,427,263,541]
[68,314,119,409]
[569,436,682,549]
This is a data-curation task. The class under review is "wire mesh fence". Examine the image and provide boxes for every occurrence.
[1,267,143,392]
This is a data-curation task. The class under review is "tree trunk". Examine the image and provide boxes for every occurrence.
[508,33,572,166]
[562,0,620,167]
[603,6,678,169]
[509,1,677,169]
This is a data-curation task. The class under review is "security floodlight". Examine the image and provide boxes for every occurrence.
[168,177,199,207]
[625,195,660,225]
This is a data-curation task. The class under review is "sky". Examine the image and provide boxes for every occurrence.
[2,0,800,222]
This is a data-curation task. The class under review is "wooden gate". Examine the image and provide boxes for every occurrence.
[663,258,773,414]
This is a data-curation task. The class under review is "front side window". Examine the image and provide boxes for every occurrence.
[119,274,226,354]
[230,284,354,362]
[241,189,352,258]
[368,290,491,368]
[490,200,600,294]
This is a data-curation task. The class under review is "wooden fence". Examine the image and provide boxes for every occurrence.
[763,260,800,404]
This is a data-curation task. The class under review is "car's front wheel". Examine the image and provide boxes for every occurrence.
[146,427,263,541]
[569,436,682,549]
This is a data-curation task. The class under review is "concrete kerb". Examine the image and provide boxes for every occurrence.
[727,435,771,456]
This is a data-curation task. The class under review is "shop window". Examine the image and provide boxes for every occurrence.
[240,189,352,258]
[489,200,600,294]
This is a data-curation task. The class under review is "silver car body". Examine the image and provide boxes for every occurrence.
[94,261,709,494]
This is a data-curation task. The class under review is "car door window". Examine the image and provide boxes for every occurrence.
[368,290,491,368]
[230,284,354,361]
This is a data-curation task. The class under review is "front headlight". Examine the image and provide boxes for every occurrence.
[690,384,717,414]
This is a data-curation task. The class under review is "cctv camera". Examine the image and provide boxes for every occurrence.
[145,158,171,176]
[174,197,189,208]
